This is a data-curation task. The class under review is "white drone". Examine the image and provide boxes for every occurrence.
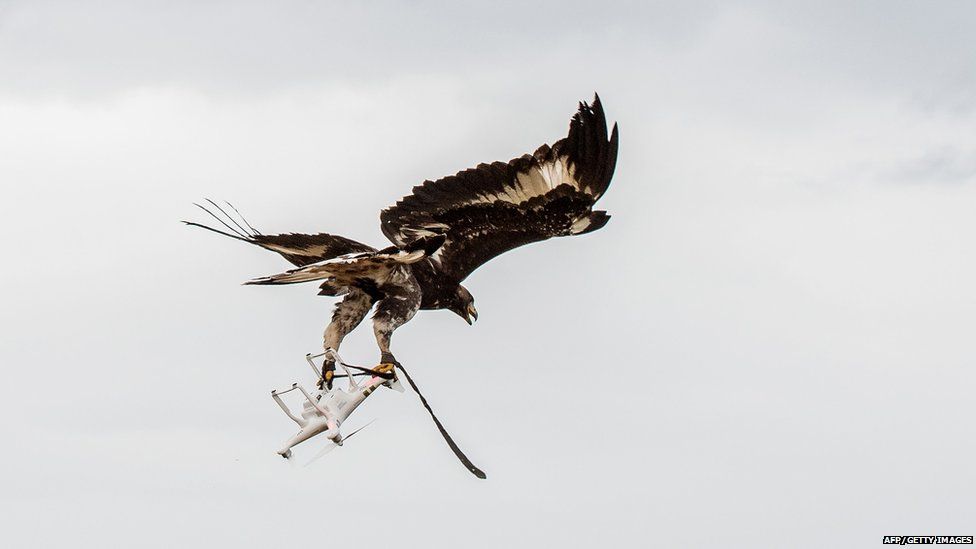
[269,349,486,478]
[270,349,401,461]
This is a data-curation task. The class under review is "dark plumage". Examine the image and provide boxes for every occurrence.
[185,95,619,367]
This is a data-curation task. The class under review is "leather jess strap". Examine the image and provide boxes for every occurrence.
[394,362,487,479]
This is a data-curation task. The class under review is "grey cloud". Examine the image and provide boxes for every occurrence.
[911,72,976,116]
[892,147,976,185]
[0,0,719,98]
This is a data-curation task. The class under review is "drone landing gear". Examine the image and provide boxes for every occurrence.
[272,350,398,460]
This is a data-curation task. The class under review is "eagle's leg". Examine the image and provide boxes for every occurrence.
[372,268,421,370]
[320,289,374,389]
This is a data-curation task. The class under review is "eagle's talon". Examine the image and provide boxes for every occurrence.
[318,358,336,390]
[377,351,399,378]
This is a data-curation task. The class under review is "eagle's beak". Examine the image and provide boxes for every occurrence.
[466,303,478,325]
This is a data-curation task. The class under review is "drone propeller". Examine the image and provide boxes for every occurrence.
[303,420,376,467]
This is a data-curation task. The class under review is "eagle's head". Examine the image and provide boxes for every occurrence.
[449,285,478,325]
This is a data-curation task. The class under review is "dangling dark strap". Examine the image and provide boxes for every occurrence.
[328,372,376,379]
[319,362,391,390]
[395,363,487,479]
[340,363,395,379]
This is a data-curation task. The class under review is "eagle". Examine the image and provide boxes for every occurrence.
[186,94,618,386]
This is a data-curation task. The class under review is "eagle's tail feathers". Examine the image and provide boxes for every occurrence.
[184,199,265,244]
[223,200,262,236]
[181,220,250,242]
[204,198,254,238]
[244,267,333,286]
[192,201,249,238]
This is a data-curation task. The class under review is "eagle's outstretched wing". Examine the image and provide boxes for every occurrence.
[380,95,618,283]
[183,200,376,267]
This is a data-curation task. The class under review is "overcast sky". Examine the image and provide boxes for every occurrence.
[1,1,975,547]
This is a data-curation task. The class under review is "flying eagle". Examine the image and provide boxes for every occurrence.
[186,94,618,382]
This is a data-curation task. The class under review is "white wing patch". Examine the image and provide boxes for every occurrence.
[512,156,579,203]
[389,157,582,246]
[455,156,579,209]
[570,214,594,234]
